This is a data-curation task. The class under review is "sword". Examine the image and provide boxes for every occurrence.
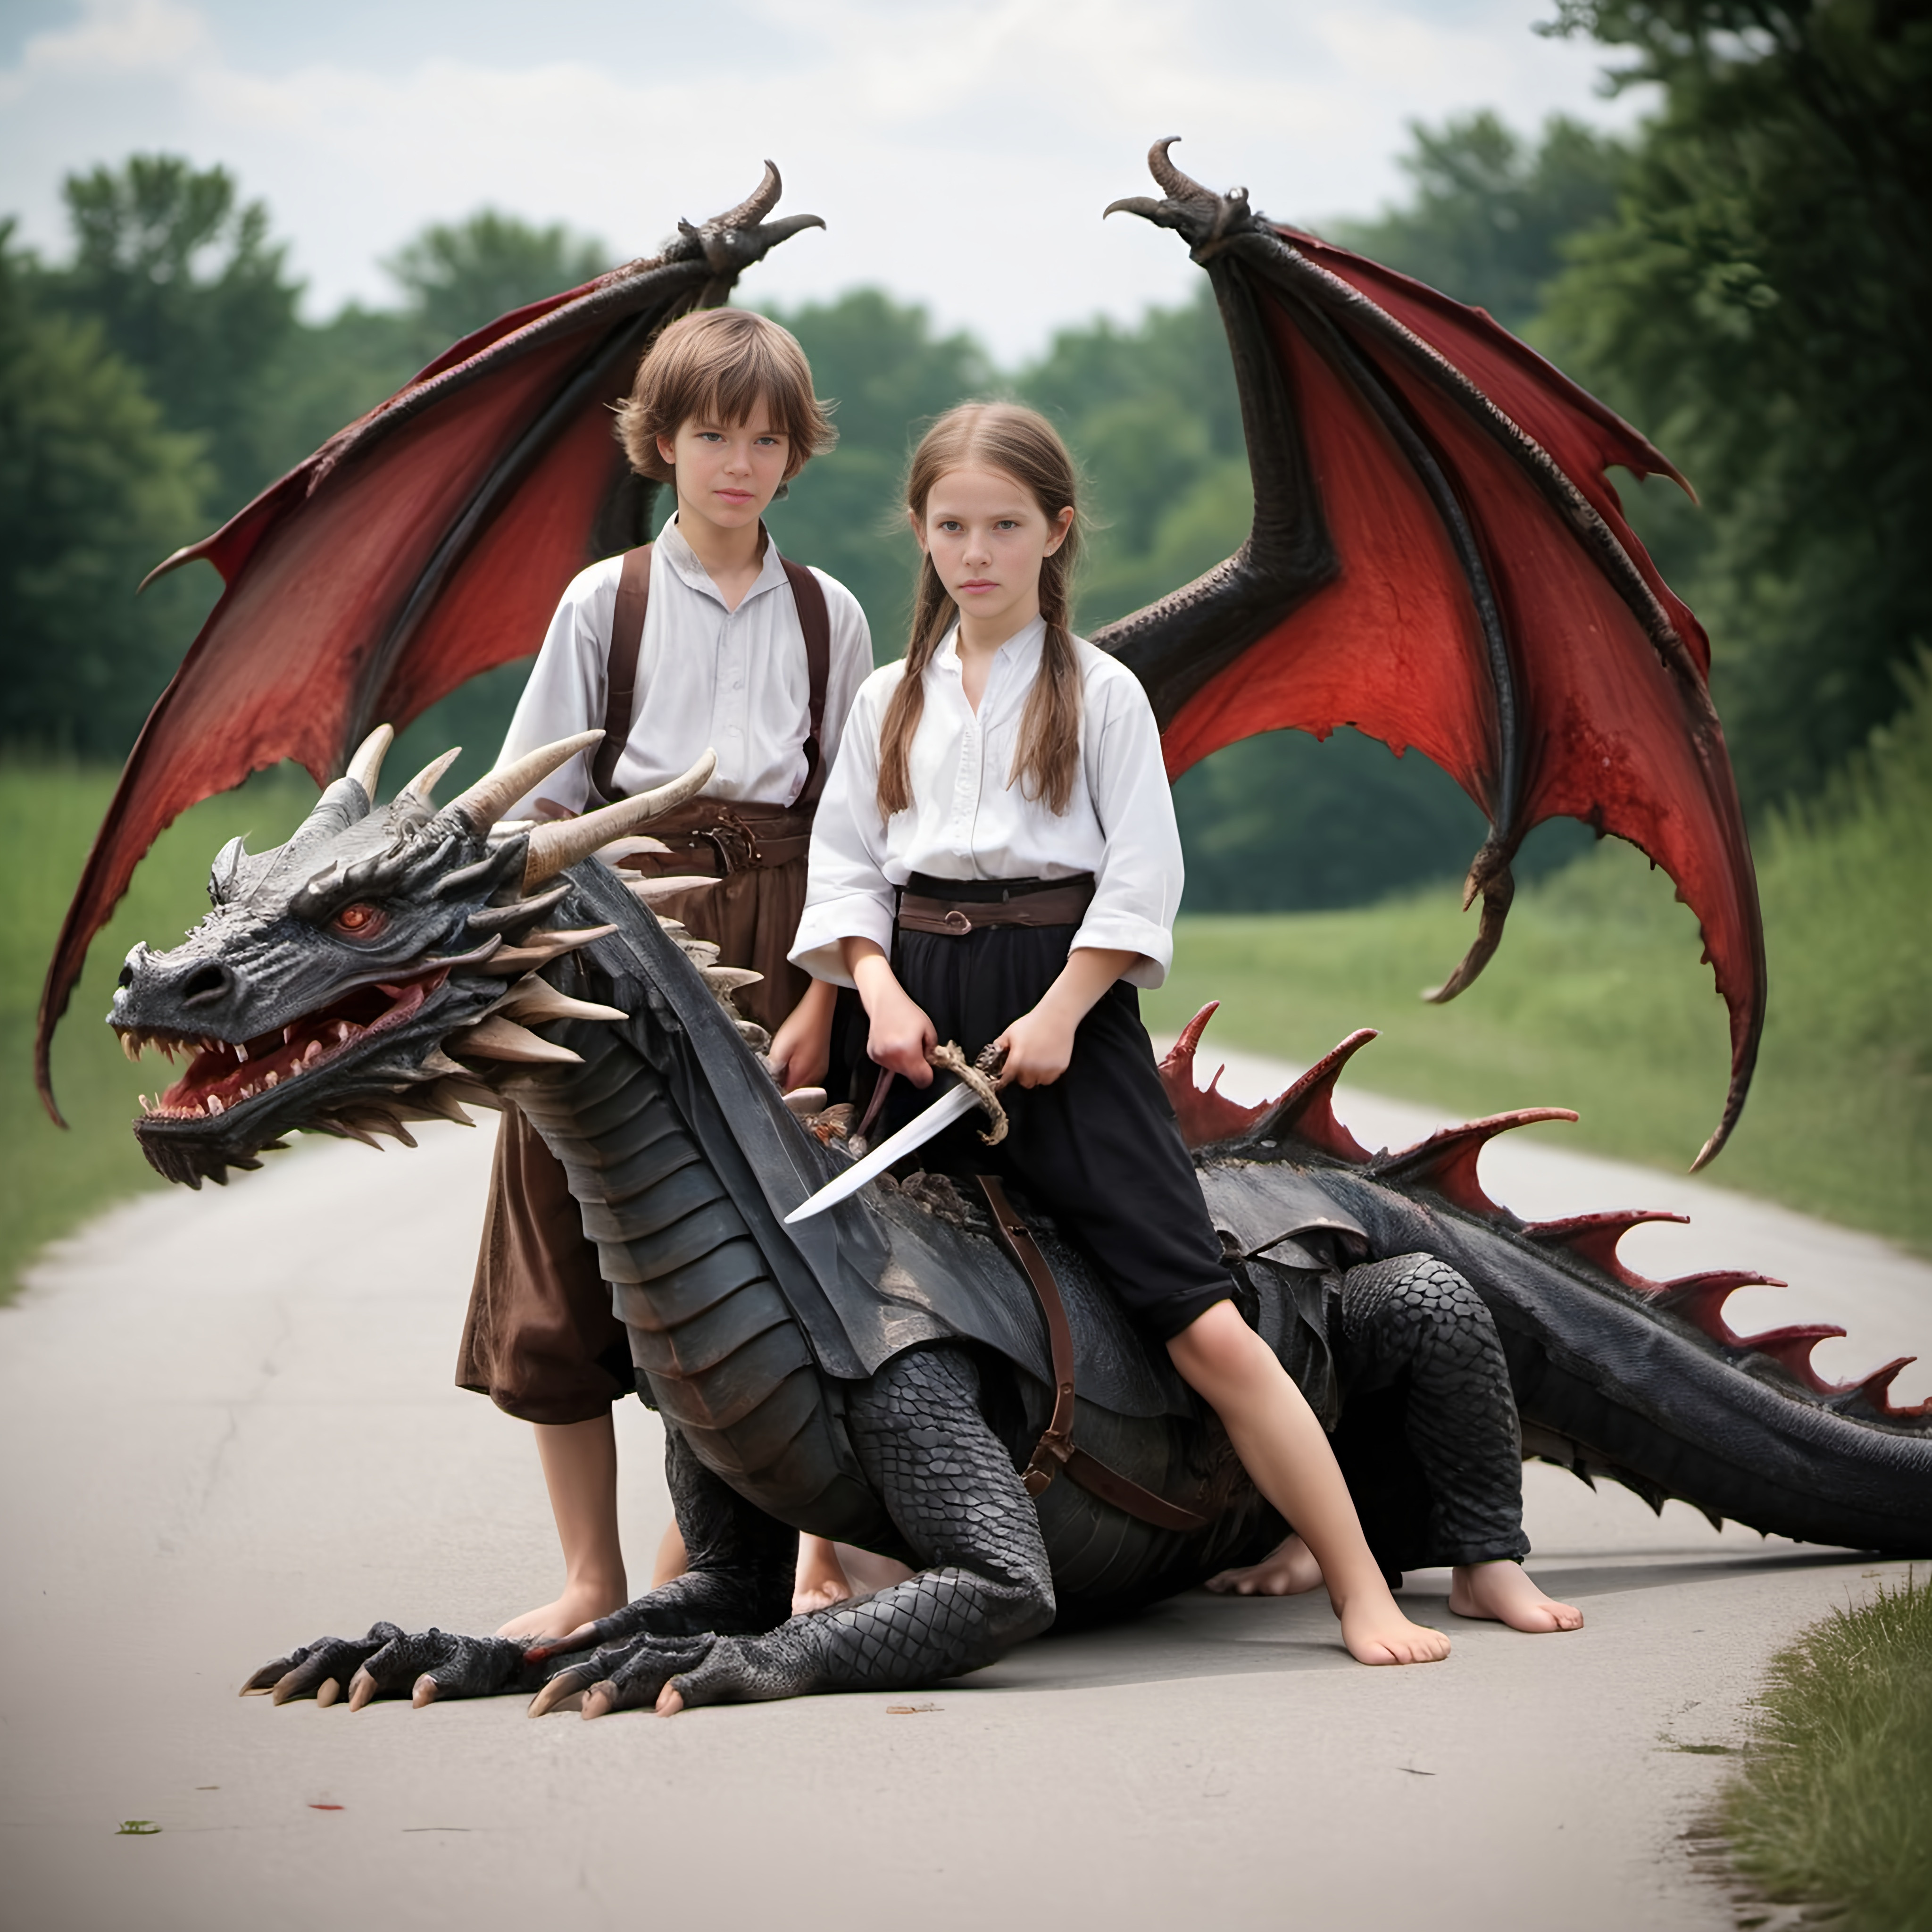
[783,1046,1005,1225]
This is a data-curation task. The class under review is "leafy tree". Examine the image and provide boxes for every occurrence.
[0,223,211,755]
[1541,0,1932,803]
[1329,111,1630,329]
[762,288,991,653]
[386,210,608,359]
[45,156,302,519]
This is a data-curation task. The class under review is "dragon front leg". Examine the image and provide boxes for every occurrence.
[555,1346,1057,1717]
[241,1622,539,1709]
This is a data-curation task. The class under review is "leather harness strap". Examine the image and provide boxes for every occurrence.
[780,557,832,806]
[592,541,654,803]
[975,1175,1208,1534]
[589,539,832,808]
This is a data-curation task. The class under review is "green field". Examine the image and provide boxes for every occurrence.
[1721,1574,1932,1932]
[4,681,1927,1298]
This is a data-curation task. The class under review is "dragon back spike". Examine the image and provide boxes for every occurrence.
[1649,1269,1784,1347]
[1249,1030,1379,1164]
[1156,1003,1272,1149]
[1371,1108,1577,1219]
[1522,1209,1692,1292]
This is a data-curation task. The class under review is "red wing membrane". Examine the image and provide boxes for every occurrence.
[1100,146,1763,1168]
[36,170,823,1121]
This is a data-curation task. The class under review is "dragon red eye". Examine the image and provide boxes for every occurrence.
[331,903,386,939]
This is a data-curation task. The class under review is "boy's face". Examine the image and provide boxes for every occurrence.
[657,414,791,538]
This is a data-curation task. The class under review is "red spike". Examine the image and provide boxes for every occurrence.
[1731,1324,1849,1394]
[1828,1357,1930,1424]
[1371,1108,1577,1218]
[1249,1029,1379,1164]
[1157,1002,1273,1150]
[1649,1270,1785,1346]
[1522,1209,1690,1292]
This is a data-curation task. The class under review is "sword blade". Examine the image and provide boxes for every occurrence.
[783,1079,983,1224]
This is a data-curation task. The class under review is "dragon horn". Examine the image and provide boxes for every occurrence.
[1147,138,1216,207]
[522,750,718,888]
[709,161,783,232]
[444,731,603,835]
[397,747,462,811]
[344,725,394,802]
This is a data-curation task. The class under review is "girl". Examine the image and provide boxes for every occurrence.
[790,401,1452,1666]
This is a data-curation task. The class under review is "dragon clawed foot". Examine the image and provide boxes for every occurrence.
[241,1623,532,1709]
[528,1628,721,1720]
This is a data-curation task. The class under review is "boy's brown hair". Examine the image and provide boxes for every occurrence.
[616,308,835,483]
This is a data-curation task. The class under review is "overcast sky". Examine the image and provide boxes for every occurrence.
[0,0,1649,362]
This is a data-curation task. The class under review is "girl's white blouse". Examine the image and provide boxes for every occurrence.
[790,617,1184,990]
[496,519,872,817]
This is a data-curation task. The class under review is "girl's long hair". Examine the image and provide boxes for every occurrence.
[877,403,1084,818]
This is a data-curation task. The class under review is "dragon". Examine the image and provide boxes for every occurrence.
[105,727,1930,1715]
[44,150,1932,1712]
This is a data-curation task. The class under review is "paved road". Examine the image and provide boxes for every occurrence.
[4,1057,1926,1932]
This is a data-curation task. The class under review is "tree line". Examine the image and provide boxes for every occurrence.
[3,0,1924,910]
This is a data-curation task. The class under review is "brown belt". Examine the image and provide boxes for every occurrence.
[976,1175,1208,1534]
[616,799,814,878]
[898,876,1096,937]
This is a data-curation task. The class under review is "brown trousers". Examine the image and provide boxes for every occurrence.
[456,823,811,1423]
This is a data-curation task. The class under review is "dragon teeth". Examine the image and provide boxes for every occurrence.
[206,1095,225,1116]
[235,1040,249,1062]
[264,1070,278,1088]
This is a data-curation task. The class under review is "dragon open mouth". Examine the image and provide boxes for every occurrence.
[122,968,451,1121]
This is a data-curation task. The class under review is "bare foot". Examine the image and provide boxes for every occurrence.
[1449,1560,1583,1632]
[792,1535,853,1616]
[1205,1532,1324,1596]
[1335,1591,1451,1665]
[496,1578,627,1644]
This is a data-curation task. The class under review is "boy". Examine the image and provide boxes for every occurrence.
[458,307,871,1640]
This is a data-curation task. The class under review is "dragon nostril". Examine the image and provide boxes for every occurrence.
[180,964,229,1006]
[117,964,134,988]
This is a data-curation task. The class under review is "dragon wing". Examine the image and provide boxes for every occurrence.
[1098,142,1763,1171]
[36,167,823,1123]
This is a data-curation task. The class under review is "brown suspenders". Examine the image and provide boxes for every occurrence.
[588,539,833,808]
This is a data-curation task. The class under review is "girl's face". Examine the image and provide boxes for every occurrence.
[658,413,791,537]
[913,463,1074,642]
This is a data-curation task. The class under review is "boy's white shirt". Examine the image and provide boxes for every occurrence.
[498,517,872,817]
[790,616,1183,991]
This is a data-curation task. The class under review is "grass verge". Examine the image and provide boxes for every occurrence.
[1,763,312,1302]
[1721,1574,1932,1931]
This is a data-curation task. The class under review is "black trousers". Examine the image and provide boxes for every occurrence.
[883,921,1233,1343]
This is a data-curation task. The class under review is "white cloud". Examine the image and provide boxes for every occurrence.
[0,0,1649,360]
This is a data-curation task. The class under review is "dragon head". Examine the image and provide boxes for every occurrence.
[111,727,716,1189]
